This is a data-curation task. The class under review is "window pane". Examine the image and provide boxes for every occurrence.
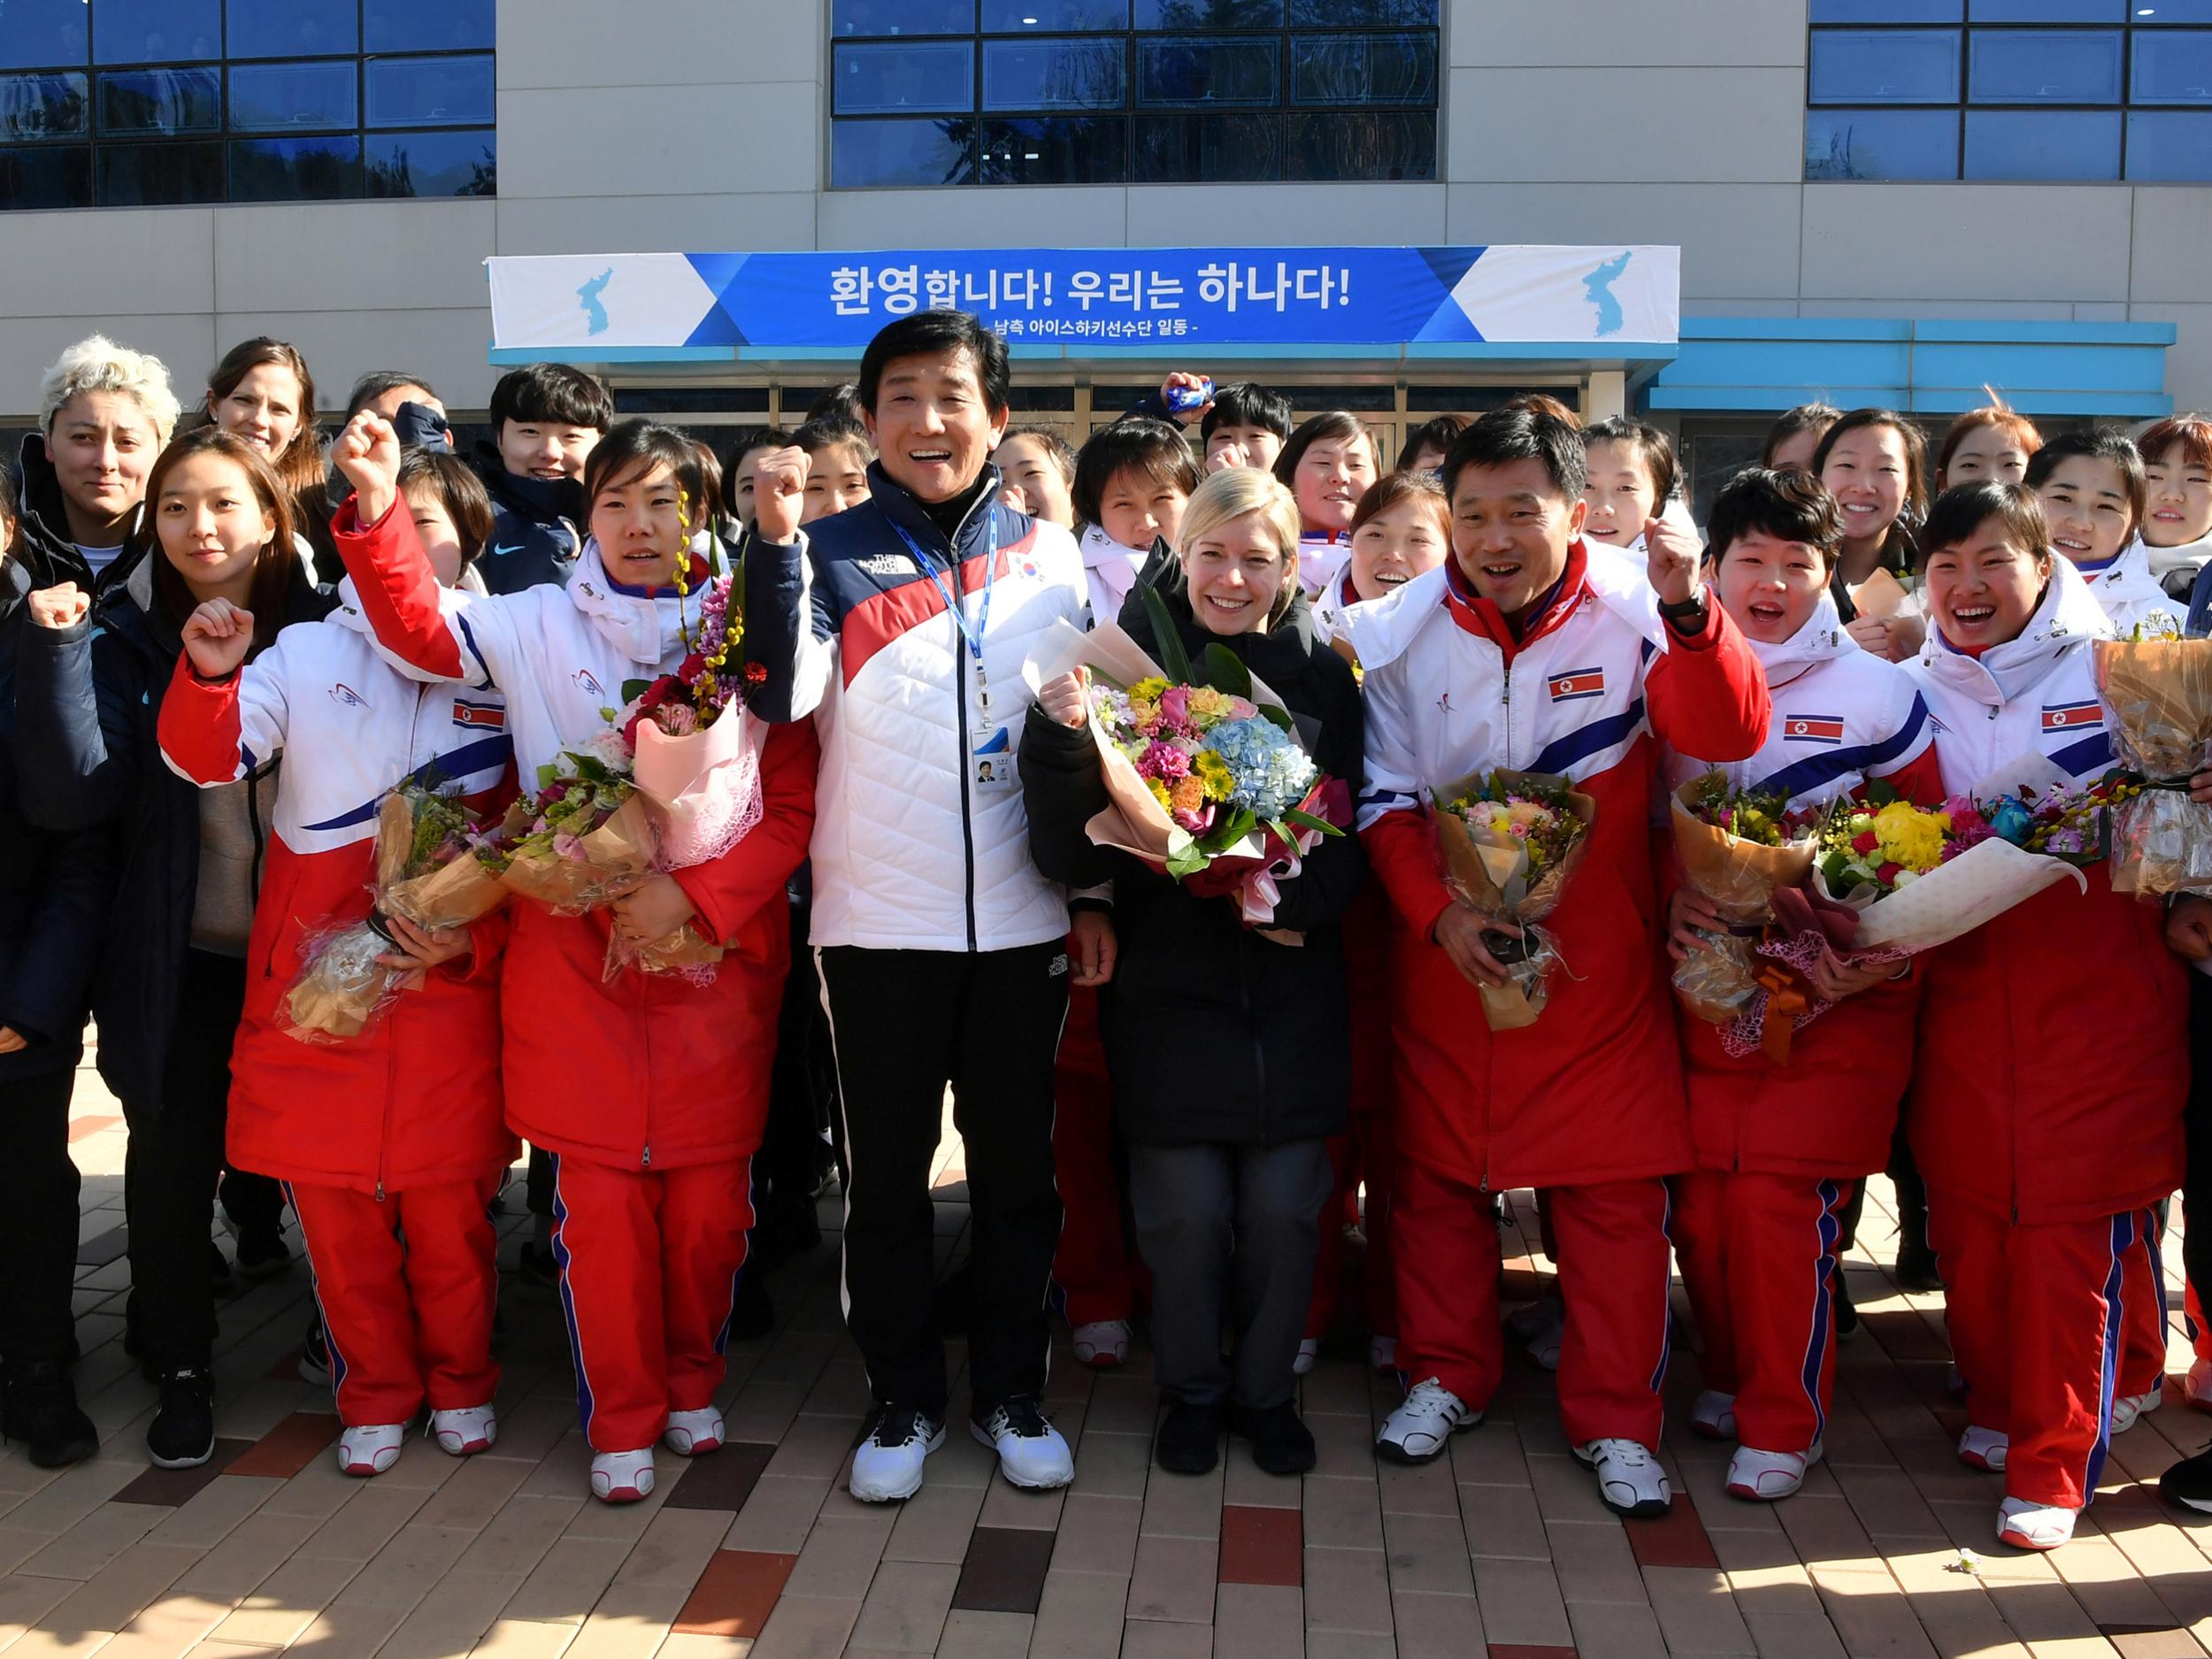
[2134,31,2212,102]
[2129,108,2212,174]
[1137,37,1279,105]
[1286,110,1435,179]
[2135,1,2212,19]
[1809,29,1961,101]
[1291,0,1438,21]
[226,0,358,58]
[1290,32,1436,106]
[365,55,494,127]
[983,39,1125,108]
[977,114,1127,180]
[0,143,89,207]
[96,139,223,204]
[366,127,496,196]
[1806,106,1960,175]
[981,0,1129,27]
[1964,107,2120,176]
[0,73,88,140]
[98,69,221,134]
[227,62,357,132]
[833,42,974,113]
[364,0,495,52]
[230,134,359,198]
[830,116,974,184]
[1133,111,1280,179]
[1968,29,2122,100]
[1134,0,1284,27]
[1810,0,1961,18]
[1971,0,2120,14]
[0,0,87,72]
[833,0,976,34]
[94,0,220,63]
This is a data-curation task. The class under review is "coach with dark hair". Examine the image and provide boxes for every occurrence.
[742,311,1102,1503]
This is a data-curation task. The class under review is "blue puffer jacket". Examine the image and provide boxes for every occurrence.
[467,442,583,595]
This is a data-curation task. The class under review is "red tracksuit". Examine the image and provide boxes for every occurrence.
[1351,545,1769,1445]
[1050,981,1141,1329]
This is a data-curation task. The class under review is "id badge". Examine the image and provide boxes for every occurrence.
[973,725,1015,794]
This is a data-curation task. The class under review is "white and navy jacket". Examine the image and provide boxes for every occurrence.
[1079,523,1147,629]
[2072,535,2184,641]
[744,464,1087,953]
[1297,530,1350,603]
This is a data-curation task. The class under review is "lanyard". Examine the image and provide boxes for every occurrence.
[890,511,999,670]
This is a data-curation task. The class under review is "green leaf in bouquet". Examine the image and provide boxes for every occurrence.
[1864,777,1901,809]
[1201,642,1253,699]
[1166,841,1211,879]
[1140,583,1194,685]
[1256,702,1294,734]
[1283,807,1344,838]
[621,679,652,706]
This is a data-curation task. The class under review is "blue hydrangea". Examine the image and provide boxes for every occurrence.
[1200,716,1317,821]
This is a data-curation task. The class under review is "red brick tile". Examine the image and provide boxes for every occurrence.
[1217,1505,1301,1587]
[672,1548,796,1639]
[1626,1491,1719,1570]
[67,1114,121,1143]
[225,1410,342,1478]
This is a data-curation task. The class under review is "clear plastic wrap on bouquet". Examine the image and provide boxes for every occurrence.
[495,793,658,914]
[282,917,397,1043]
[602,916,724,986]
[2093,636,2212,896]
[1666,777,1818,1024]
[1432,769,1596,1031]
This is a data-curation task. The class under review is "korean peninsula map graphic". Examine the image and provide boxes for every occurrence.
[1583,251,1632,339]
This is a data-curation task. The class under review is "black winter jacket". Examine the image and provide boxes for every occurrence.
[467,442,583,595]
[12,552,332,1119]
[12,432,143,597]
[1020,573,1365,1149]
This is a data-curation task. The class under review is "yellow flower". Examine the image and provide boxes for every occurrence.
[1130,677,1169,702]
[1194,749,1235,803]
[1185,687,1233,730]
[1872,801,1949,872]
[1147,778,1174,814]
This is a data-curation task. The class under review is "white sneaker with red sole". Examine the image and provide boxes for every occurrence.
[663,1407,724,1456]
[1071,1321,1131,1370]
[337,1423,406,1477]
[431,1404,497,1456]
[591,1448,656,1502]
[1726,1442,1820,1502]
[1957,1425,2008,1472]
[2110,1386,2163,1434]
[1997,1495,2077,1550]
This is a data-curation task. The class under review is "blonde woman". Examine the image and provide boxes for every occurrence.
[15,334,180,592]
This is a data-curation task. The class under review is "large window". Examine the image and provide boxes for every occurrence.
[1807,2,2212,181]
[0,0,494,211]
[829,0,1439,188]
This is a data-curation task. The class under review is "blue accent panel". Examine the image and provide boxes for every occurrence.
[548,1155,598,1440]
[1755,695,1929,803]
[2049,731,2117,777]
[2084,1210,2134,1499]
[1528,700,1647,779]
[455,613,492,687]
[1801,1180,1845,1443]
[239,745,259,772]
[1650,1182,1674,1395]
[298,733,516,833]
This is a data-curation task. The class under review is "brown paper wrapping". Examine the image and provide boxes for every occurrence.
[1666,777,1817,1024]
[1848,569,1909,622]
[2094,637,2212,895]
[1432,769,1597,1030]
[497,793,658,913]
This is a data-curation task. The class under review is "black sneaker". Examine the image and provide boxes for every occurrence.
[298,1317,331,1387]
[969,1394,1072,1490]
[1895,1235,1944,1293]
[146,1368,215,1470]
[1153,1401,1224,1475]
[2,1363,96,1469]
[232,1225,292,1281]
[2164,1448,2212,1514]
[1230,1401,1317,1477]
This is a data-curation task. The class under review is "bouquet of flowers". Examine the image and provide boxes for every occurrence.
[2093,636,2212,895]
[621,565,770,867]
[283,783,511,1043]
[1668,772,1821,1024]
[491,738,658,916]
[1432,769,1595,1030]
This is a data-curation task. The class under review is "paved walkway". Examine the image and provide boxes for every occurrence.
[20,1057,2212,1658]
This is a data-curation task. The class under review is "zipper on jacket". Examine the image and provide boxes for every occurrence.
[936,490,994,956]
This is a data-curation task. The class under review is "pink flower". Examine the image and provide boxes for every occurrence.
[1158,686,1193,732]
[553,831,586,862]
[1136,742,1191,783]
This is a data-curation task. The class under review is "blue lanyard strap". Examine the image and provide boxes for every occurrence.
[889,513,999,665]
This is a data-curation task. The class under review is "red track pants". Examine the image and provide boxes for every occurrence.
[288,1173,503,1428]
[1929,1194,2139,1510]
[2119,1207,2177,1401]
[1050,985,1141,1327]
[1393,1163,1671,1447]
[1671,1171,1850,1456]
[548,1153,756,1453]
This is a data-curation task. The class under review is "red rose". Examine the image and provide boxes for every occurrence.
[1876,861,1903,884]
[677,653,706,684]
[1851,830,1879,855]
[744,661,768,687]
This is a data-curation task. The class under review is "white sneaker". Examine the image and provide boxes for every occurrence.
[1958,1425,2008,1472]
[849,1405,944,1503]
[2188,1356,2212,1411]
[590,1448,655,1503]
[1726,1442,1821,1502]
[2111,1386,2163,1434]
[336,1423,406,1477]
[971,1397,1073,1490]
[1509,1295,1565,1371]
[430,1403,496,1456]
[1690,1389,1738,1441]
[1071,1321,1131,1370]
[662,1406,724,1456]
[1375,1378,1479,1465]
[1574,1438,1672,1517]
[1997,1494,2078,1550]
[1292,1339,1319,1377]
[1369,1335,1398,1373]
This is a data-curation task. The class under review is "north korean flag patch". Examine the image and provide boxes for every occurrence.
[1782,714,1845,746]
[2041,700,2102,733]
[1547,667,1605,703]
[450,698,506,731]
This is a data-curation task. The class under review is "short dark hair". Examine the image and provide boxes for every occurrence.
[1200,382,1293,442]
[1498,392,1582,431]
[1349,469,1450,541]
[1398,414,1470,471]
[1761,403,1842,469]
[792,416,873,465]
[1441,405,1587,502]
[1271,411,1378,494]
[345,370,438,421]
[1581,415,1679,509]
[1812,408,1929,576]
[724,426,792,471]
[1072,418,1200,527]
[581,419,708,528]
[856,311,1010,416]
[397,448,494,565]
[1918,481,2050,570]
[2139,413,2212,472]
[805,382,864,426]
[488,363,613,435]
[2024,427,2147,544]
[1706,467,1845,571]
[1935,402,2042,484]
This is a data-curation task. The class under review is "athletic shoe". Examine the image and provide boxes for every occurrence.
[590,1448,655,1502]
[1997,1494,2077,1550]
[1231,1401,1317,1477]
[2186,1357,2212,1413]
[2160,1445,2212,1512]
[1574,1438,1672,1517]
[2110,1386,2163,1434]
[971,1396,1073,1490]
[1375,1378,1480,1465]
[1071,1321,1131,1370]
[849,1404,943,1502]
[662,1407,723,1456]
[1368,1335,1398,1373]
[146,1368,216,1470]
[0,1363,96,1470]
[1957,1425,2008,1472]
[1516,1297,1565,1371]
[337,1423,406,1477]
[297,1317,331,1388]
[1726,1442,1821,1502]
[229,1222,293,1281]
[1690,1389,1738,1441]
[1292,1338,1319,1377]
[431,1404,497,1456]
[1154,1402,1222,1475]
